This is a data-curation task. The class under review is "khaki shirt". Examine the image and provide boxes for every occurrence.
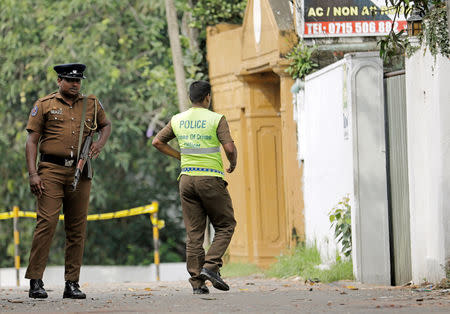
[26,92,109,158]
[156,116,234,144]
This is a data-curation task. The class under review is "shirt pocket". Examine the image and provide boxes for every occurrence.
[47,113,64,130]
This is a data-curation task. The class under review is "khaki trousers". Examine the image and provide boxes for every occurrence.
[179,175,236,289]
[25,162,91,282]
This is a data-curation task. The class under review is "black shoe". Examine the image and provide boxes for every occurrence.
[200,268,229,291]
[29,279,48,299]
[193,284,209,295]
[63,281,86,299]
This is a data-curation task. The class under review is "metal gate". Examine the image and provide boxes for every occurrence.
[384,70,412,285]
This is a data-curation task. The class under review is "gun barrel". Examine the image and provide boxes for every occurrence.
[72,169,81,191]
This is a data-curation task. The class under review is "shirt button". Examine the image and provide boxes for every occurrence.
[71,146,74,149]
[69,106,73,109]
[71,117,74,121]
[72,131,75,134]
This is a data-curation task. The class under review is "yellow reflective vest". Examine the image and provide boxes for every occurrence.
[171,107,224,178]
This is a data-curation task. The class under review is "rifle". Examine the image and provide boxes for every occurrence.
[71,131,94,191]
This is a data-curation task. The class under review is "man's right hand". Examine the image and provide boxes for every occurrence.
[29,174,45,197]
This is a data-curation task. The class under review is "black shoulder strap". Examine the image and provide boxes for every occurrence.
[77,96,88,161]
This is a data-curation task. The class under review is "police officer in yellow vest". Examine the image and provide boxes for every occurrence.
[153,80,237,294]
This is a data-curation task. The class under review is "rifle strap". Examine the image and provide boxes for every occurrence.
[77,96,88,161]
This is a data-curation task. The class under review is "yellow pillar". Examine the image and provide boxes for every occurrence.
[13,206,20,287]
[274,66,305,245]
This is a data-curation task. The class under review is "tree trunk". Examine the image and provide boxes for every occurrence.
[165,0,189,112]
[447,0,450,41]
[181,0,200,53]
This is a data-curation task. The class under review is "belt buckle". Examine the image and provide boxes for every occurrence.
[64,159,74,167]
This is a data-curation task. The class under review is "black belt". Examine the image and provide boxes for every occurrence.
[40,154,75,167]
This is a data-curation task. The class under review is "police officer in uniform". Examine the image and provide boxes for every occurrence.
[25,63,111,299]
[153,80,237,294]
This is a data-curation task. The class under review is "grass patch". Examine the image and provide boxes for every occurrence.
[221,262,263,277]
[266,244,354,283]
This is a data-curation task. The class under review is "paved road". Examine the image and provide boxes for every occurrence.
[1,276,449,313]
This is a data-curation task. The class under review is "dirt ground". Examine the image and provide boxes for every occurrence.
[1,276,449,313]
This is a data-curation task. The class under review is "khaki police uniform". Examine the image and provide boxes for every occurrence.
[156,113,236,289]
[25,92,109,282]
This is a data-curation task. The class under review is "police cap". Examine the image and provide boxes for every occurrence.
[53,63,86,79]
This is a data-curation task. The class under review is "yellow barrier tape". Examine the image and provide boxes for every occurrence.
[0,202,158,221]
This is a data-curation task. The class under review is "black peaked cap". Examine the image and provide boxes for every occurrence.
[53,63,86,79]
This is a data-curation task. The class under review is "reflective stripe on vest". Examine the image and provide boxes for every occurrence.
[180,147,220,154]
[182,167,224,176]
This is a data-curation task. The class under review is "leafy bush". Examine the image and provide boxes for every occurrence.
[266,244,354,283]
[329,196,352,258]
[285,41,318,80]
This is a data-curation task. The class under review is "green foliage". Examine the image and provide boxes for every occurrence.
[421,4,450,58]
[0,0,186,267]
[266,244,354,283]
[379,29,409,61]
[285,42,319,80]
[266,244,321,279]
[221,262,263,277]
[0,0,249,269]
[180,0,247,82]
[329,196,352,258]
[379,0,449,60]
[189,0,247,29]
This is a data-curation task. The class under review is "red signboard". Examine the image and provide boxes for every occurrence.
[303,0,408,37]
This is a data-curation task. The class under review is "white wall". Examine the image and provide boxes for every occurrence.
[299,53,390,285]
[0,264,189,287]
[405,44,450,283]
[301,60,354,263]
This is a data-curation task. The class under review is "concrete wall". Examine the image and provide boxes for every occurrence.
[302,60,354,263]
[299,53,390,284]
[0,264,189,287]
[405,43,450,283]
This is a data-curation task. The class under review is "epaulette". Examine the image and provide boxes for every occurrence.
[86,94,97,100]
[39,92,57,102]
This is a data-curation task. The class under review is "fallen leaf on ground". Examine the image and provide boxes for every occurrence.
[7,300,23,303]
[200,297,217,301]
[346,286,358,290]
[239,289,248,291]
[144,288,152,291]
[128,288,136,291]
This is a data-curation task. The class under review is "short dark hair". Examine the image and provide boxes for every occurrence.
[189,80,211,103]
